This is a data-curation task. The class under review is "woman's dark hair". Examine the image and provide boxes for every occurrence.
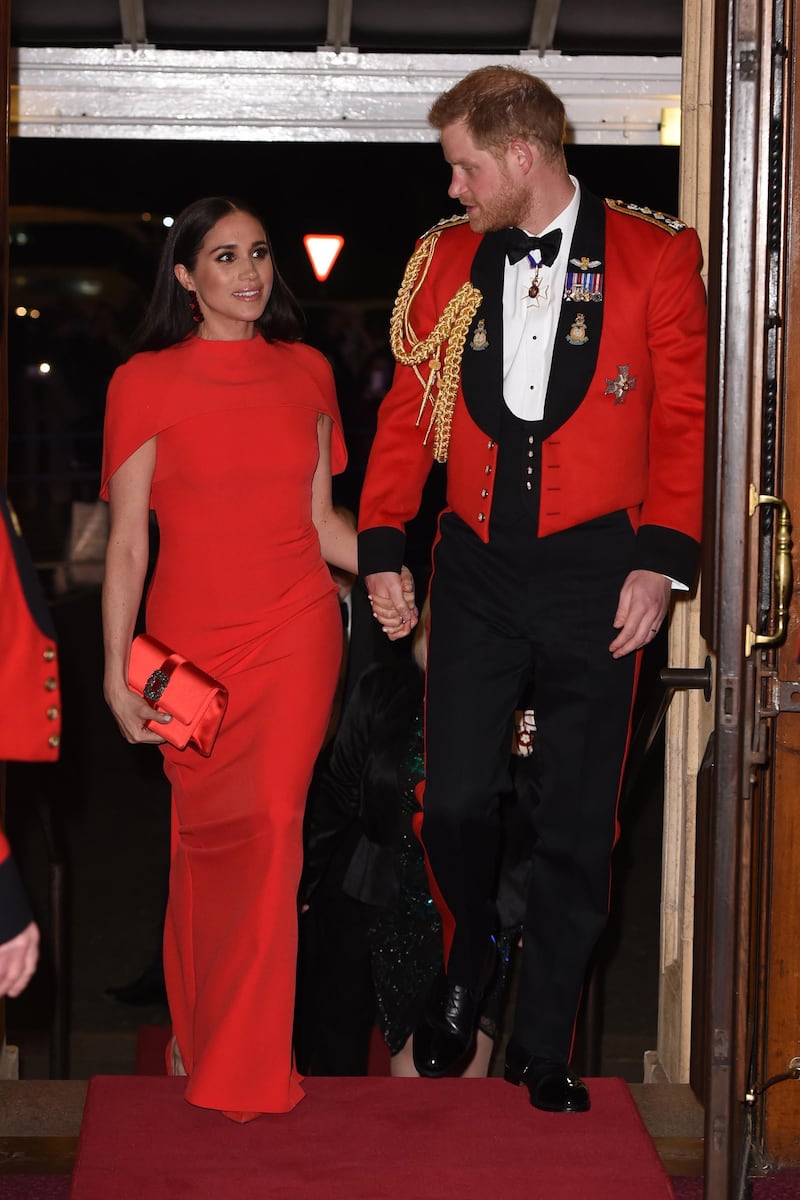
[131,195,305,353]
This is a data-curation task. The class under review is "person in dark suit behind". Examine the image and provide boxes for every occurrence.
[293,508,407,1075]
[358,65,706,1112]
[300,603,529,1077]
[0,486,62,997]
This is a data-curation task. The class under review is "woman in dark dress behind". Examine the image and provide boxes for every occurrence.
[301,607,524,1076]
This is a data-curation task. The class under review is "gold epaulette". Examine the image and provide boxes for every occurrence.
[606,198,687,235]
[389,215,481,463]
[419,213,471,241]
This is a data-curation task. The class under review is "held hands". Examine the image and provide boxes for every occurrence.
[0,921,39,998]
[609,569,672,658]
[104,677,173,745]
[366,565,419,640]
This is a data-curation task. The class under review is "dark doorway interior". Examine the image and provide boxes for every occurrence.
[4,136,678,1083]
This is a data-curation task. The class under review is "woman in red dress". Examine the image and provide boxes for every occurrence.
[101,197,408,1121]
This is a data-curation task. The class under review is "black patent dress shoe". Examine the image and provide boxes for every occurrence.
[504,1039,591,1113]
[413,980,481,1077]
[413,942,497,1078]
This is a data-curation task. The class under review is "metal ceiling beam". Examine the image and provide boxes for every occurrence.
[325,0,353,53]
[529,0,563,56]
[117,0,150,50]
[10,47,681,146]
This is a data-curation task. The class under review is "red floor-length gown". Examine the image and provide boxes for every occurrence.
[101,334,345,1114]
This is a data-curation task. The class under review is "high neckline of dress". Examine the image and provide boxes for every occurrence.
[186,333,266,351]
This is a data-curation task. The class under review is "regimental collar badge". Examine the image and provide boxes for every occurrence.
[470,318,489,351]
[605,365,637,403]
[566,313,589,346]
[565,256,603,303]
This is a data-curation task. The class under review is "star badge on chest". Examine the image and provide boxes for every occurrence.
[605,365,637,403]
[524,282,550,308]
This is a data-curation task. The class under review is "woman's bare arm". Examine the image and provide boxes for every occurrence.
[102,438,171,743]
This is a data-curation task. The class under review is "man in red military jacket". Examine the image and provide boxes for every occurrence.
[0,829,38,999]
[359,65,706,1112]
[0,487,61,996]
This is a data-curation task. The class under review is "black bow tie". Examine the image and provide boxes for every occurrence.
[506,227,563,267]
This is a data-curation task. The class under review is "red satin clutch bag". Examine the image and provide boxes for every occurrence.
[127,634,228,757]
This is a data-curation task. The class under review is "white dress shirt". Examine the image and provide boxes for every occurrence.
[503,177,581,421]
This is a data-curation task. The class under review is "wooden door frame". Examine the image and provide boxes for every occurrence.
[702,0,800,1182]
[0,0,11,1068]
[702,0,768,1194]
[756,0,800,1166]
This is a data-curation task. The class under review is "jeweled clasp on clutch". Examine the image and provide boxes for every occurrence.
[144,669,170,703]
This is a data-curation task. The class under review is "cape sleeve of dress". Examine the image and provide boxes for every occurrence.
[99,351,173,501]
[290,342,348,476]
[100,340,348,500]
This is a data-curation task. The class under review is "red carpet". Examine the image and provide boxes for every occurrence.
[134,1024,170,1076]
[69,1075,673,1199]
[671,1182,702,1199]
[7,1170,800,1198]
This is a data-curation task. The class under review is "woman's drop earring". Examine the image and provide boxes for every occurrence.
[188,291,203,324]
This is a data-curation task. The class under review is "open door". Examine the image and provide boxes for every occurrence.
[749,0,800,1172]
[702,0,800,1193]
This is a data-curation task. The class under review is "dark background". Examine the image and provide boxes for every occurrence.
[9,139,679,303]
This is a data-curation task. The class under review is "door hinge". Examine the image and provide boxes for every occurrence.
[766,679,800,714]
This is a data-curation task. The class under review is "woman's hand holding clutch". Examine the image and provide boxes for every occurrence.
[104,673,173,746]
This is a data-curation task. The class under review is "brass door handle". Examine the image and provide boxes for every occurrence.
[745,487,793,656]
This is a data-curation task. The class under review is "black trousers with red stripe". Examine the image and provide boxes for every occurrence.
[420,509,639,1064]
